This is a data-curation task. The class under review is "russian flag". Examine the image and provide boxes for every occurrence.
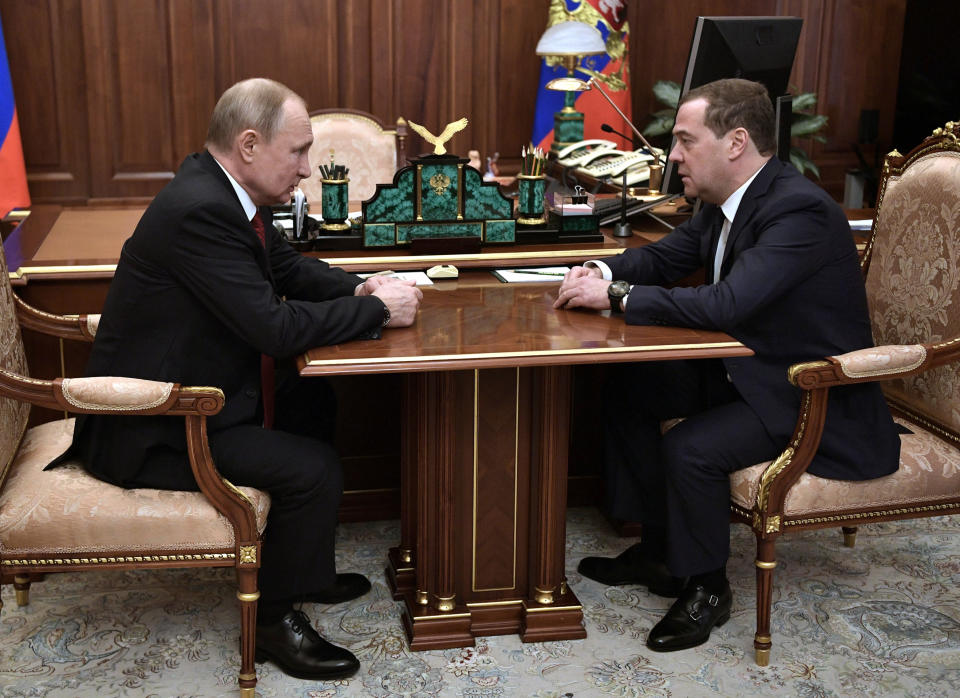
[0,15,30,218]
[531,0,632,153]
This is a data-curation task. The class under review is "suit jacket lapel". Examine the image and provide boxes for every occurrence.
[718,158,782,276]
[197,150,272,276]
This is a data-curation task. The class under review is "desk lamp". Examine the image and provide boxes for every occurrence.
[535,21,606,152]
[546,75,664,172]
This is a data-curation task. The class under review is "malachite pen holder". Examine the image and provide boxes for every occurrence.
[516,174,546,225]
[320,178,350,231]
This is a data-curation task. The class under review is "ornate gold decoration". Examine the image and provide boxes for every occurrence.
[429,172,451,197]
[534,586,555,604]
[236,591,260,602]
[765,515,782,534]
[435,594,456,611]
[238,546,257,564]
[2,552,234,566]
[416,589,429,605]
[931,121,958,144]
[784,501,958,527]
[787,360,831,386]
[407,118,469,155]
[754,560,777,570]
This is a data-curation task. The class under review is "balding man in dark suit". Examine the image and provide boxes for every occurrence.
[69,78,422,680]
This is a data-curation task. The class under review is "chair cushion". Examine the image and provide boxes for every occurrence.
[731,417,960,518]
[0,419,270,557]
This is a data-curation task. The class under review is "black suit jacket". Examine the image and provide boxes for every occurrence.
[70,150,385,486]
[604,158,900,480]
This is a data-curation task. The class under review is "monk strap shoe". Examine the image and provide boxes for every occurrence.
[646,581,732,652]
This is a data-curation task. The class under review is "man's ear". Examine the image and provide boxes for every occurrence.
[238,129,258,164]
[727,127,749,159]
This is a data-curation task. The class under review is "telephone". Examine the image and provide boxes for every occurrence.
[575,149,655,180]
[555,139,618,167]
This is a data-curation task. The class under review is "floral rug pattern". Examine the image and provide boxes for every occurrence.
[1,508,958,697]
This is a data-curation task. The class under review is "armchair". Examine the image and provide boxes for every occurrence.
[301,108,408,204]
[0,243,271,696]
[729,121,960,665]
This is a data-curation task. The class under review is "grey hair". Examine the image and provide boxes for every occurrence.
[205,78,305,150]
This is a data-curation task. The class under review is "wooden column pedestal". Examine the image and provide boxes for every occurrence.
[387,366,586,649]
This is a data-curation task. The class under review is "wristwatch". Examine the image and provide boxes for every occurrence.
[380,302,392,327]
[607,280,630,313]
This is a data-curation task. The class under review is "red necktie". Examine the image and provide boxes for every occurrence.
[251,212,275,430]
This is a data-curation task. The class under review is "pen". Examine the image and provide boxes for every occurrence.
[513,269,565,276]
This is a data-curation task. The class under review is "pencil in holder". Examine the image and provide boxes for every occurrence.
[320,178,350,232]
[516,174,546,225]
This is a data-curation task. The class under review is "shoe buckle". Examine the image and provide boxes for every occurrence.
[708,594,719,606]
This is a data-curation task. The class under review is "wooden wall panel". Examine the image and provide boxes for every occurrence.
[1,0,90,203]
[0,0,909,204]
[82,0,179,199]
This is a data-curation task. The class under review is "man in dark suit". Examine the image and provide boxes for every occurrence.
[554,79,900,652]
[69,78,422,680]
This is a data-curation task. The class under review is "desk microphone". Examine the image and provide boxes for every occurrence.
[601,123,663,164]
[601,123,634,144]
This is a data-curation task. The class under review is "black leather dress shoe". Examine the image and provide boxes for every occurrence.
[255,610,360,680]
[302,573,371,604]
[646,581,732,652]
[577,543,685,597]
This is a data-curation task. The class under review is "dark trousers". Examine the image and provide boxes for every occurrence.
[603,359,780,577]
[130,364,342,604]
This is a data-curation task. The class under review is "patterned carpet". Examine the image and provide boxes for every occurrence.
[1,507,958,697]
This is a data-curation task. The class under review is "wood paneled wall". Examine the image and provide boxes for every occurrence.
[1,0,906,204]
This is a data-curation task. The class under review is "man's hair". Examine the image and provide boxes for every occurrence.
[679,78,776,155]
[205,78,305,151]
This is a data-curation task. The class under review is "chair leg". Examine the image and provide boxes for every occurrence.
[754,538,777,666]
[14,574,31,606]
[841,526,858,548]
[236,568,259,697]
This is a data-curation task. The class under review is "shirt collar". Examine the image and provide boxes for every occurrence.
[211,153,258,221]
[718,160,767,224]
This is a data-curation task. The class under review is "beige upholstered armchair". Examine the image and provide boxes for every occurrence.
[729,121,960,665]
[301,108,408,204]
[0,244,271,696]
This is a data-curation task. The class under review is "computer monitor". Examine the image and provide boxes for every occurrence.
[663,16,803,196]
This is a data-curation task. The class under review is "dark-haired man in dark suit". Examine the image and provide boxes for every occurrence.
[69,78,422,680]
[555,78,899,652]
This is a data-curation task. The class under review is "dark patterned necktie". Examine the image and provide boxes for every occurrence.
[251,211,274,429]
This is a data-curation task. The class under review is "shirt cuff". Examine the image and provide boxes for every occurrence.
[586,259,613,281]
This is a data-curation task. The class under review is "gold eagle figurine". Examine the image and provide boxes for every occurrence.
[407,117,469,155]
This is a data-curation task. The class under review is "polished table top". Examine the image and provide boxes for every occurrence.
[298,270,752,376]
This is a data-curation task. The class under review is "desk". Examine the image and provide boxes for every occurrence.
[299,271,752,649]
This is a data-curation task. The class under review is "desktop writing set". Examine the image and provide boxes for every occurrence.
[272,117,602,252]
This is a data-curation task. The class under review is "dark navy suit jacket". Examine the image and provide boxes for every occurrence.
[604,158,900,480]
[70,150,385,487]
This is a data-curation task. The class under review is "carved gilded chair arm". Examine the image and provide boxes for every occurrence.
[0,368,223,416]
[789,338,960,389]
[14,293,99,341]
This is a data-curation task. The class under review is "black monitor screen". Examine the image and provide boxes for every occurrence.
[664,16,803,195]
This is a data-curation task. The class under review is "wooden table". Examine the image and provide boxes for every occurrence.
[299,271,752,649]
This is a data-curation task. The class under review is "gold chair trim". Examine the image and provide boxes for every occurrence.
[2,552,235,566]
